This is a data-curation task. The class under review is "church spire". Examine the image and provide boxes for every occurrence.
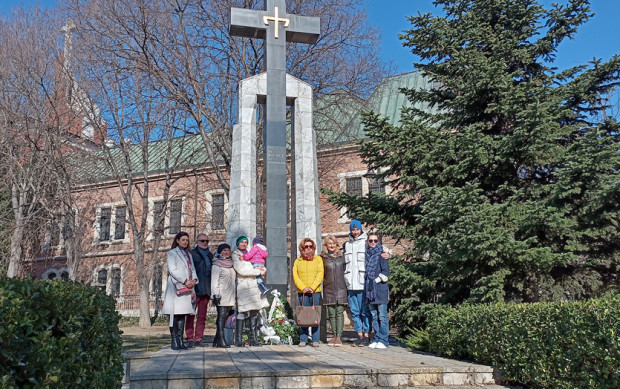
[60,18,76,71]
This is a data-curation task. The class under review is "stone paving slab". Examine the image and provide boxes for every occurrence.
[130,344,502,388]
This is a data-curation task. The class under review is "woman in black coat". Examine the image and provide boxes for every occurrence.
[321,235,348,347]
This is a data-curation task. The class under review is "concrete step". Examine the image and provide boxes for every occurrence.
[128,344,501,388]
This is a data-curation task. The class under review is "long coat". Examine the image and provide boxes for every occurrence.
[162,247,198,316]
[210,254,236,307]
[232,249,269,312]
[321,251,348,305]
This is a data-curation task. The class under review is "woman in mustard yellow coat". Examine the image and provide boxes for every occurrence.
[293,238,324,347]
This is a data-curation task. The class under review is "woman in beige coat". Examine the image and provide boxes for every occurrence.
[162,231,198,350]
[232,236,268,347]
[210,243,236,348]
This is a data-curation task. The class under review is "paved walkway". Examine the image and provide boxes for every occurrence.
[127,342,506,388]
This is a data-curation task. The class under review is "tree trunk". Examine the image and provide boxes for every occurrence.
[7,184,24,278]
[7,219,23,278]
[139,279,151,328]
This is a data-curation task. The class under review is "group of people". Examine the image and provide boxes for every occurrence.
[161,232,269,349]
[161,218,390,350]
[293,219,391,348]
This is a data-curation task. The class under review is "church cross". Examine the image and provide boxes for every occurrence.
[60,18,77,69]
[262,6,289,39]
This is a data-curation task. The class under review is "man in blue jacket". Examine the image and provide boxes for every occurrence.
[185,233,213,347]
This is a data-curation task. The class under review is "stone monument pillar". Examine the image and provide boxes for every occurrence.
[227,73,322,293]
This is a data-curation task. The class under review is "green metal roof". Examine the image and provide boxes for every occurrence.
[315,71,435,146]
[77,71,434,181]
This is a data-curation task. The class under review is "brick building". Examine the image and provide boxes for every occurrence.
[26,71,431,315]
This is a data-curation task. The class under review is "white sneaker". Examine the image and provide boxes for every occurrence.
[374,343,387,349]
[369,342,378,349]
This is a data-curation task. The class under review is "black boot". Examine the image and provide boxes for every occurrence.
[258,281,271,297]
[215,306,231,348]
[175,315,188,350]
[169,326,179,350]
[234,317,245,347]
[248,314,262,347]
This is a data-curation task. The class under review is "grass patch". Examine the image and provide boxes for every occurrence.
[122,334,170,353]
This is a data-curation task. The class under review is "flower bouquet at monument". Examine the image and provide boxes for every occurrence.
[265,290,300,344]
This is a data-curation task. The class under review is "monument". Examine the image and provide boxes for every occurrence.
[228,1,321,295]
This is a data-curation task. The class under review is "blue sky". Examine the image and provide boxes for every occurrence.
[1,0,618,74]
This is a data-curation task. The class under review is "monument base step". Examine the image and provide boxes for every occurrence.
[128,344,502,388]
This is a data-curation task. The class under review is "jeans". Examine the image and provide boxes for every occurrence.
[347,290,370,334]
[298,292,321,343]
[252,263,266,284]
[369,303,389,346]
[185,294,210,342]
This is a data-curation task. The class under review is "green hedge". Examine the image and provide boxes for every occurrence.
[0,277,123,388]
[425,297,620,388]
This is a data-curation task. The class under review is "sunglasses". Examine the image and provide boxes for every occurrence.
[368,239,379,243]
[198,240,209,243]
[303,245,314,249]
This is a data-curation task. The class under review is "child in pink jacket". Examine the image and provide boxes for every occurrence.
[243,236,271,297]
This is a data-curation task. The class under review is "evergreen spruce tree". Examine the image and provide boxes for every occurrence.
[325,0,619,330]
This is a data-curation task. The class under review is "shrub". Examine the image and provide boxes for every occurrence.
[425,297,620,388]
[0,277,124,388]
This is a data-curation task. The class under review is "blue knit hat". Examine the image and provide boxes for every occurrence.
[350,219,363,232]
[252,236,264,245]
[236,236,248,247]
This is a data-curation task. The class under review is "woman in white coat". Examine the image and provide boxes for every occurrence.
[162,231,198,350]
[232,236,268,347]
[210,243,236,348]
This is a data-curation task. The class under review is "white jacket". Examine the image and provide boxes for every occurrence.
[343,231,367,290]
[162,247,198,316]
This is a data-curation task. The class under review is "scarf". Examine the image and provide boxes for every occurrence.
[180,248,194,280]
[364,243,383,302]
[213,253,234,268]
[302,253,314,261]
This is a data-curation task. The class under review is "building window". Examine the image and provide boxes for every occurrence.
[368,178,385,194]
[338,170,391,224]
[205,190,227,232]
[153,201,165,235]
[212,194,225,230]
[169,200,182,235]
[99,208,111,241]
[95,204,127,244]
[97,268,108,285]
[111,268,121,297]
[42,267,70,281]
[93,265,122,296]
[346,177,363,196]
[114,206,126,240]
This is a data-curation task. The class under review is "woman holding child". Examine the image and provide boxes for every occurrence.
[233,236,268,347]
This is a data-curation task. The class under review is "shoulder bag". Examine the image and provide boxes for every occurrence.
[295,292,321,327]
